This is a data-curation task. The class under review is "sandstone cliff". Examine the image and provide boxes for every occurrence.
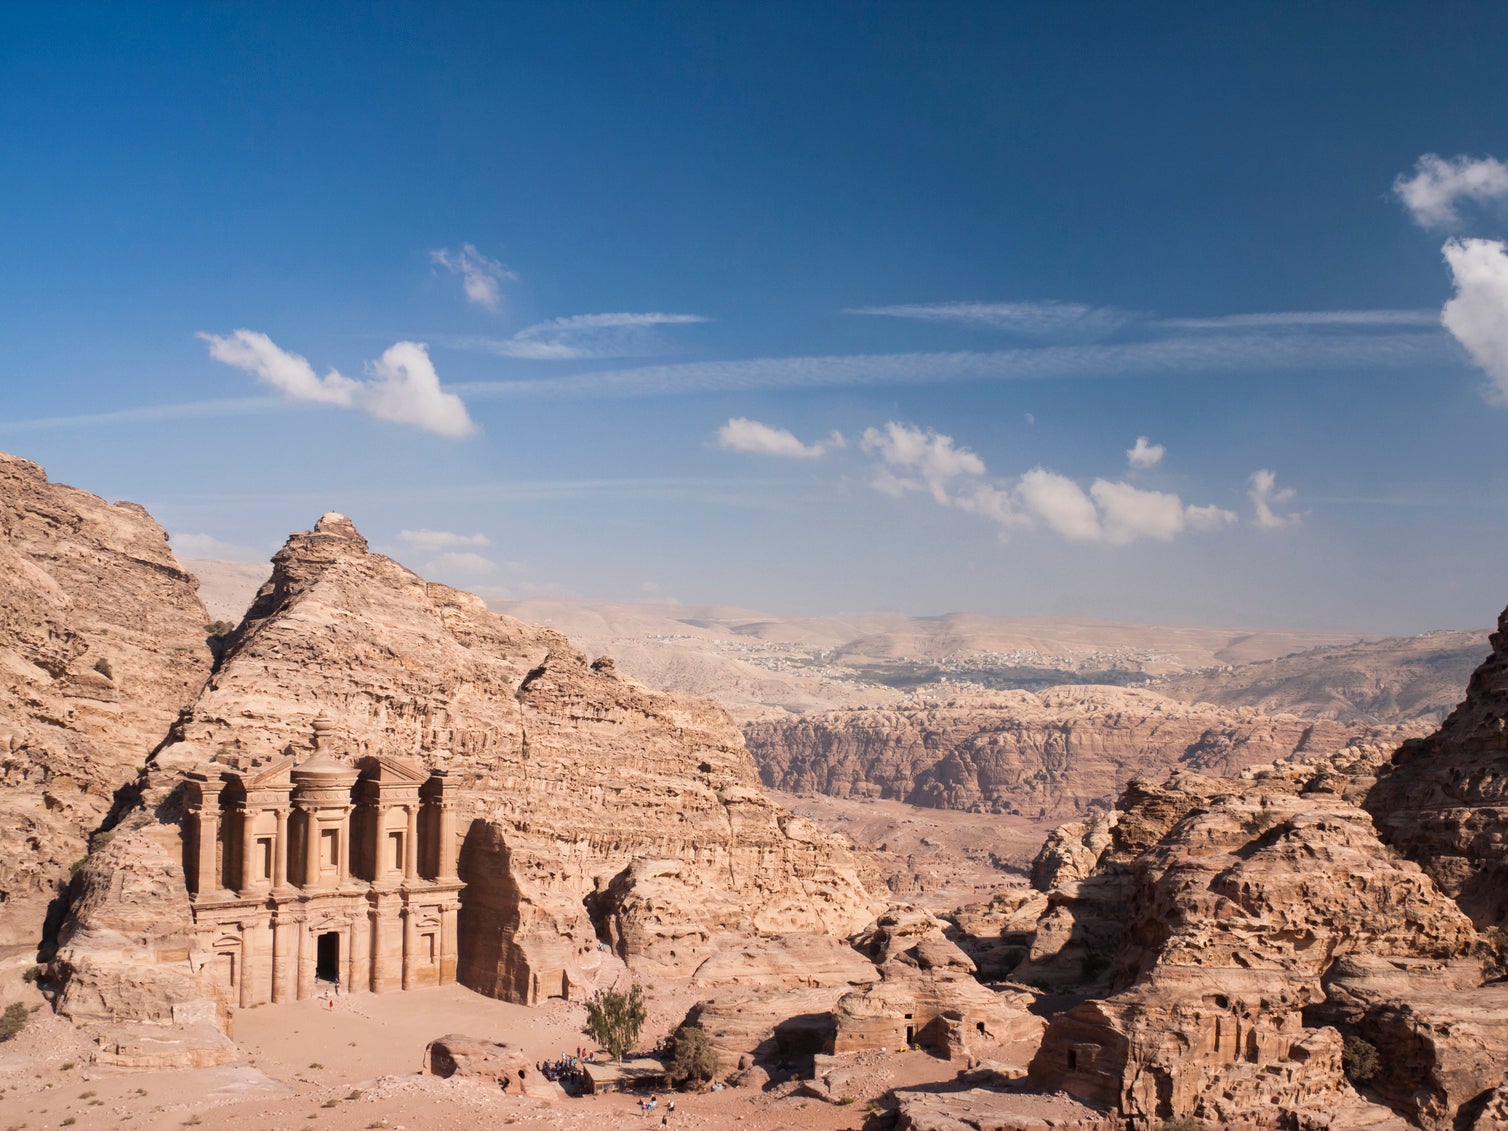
[0,452,212,947]
[1019,748,1507,1130]
[1366,605,1508,933]
[744,688,1423,818]
[53,513,881,1036]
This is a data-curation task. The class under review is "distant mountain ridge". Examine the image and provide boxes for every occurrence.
[184,560,1486,728]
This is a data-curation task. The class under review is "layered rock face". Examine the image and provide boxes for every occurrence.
[0,452,212,946]
[745,688,1420,817]
[1024,750,1506,1130]
[1367,607,1508,932]
[53,513,880,1033]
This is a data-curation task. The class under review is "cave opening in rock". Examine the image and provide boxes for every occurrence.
[316,931,340,983]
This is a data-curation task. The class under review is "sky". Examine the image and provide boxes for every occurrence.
[4,2,1508,633]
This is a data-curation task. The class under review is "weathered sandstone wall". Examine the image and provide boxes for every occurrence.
[0,452,212,947]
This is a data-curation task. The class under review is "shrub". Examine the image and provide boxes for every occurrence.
[1343,1035,1379,1082]
[205,620,236,638]
[21,966,39,984]
[1155,1119,1206,1131]
[0,1003,27,1043]
[92,656,113,680]
[582,983,646,1062]
[665,1024,719,1087]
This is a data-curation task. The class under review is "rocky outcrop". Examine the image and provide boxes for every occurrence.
[1366,604,1508,932]
[1024,754,1502,1130]
[0,452,212,947]
[53,512,882,1035]
[745,688,1421,817]
[424,1034,539,1094]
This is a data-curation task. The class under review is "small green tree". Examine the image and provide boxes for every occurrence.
[583,983,646,1062]
[0,1002,28,1042]
[1343,1035,1379,1083]
[92,657,113,680]
[665,1024,719,1088]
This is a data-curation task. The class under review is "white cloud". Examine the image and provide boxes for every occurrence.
[1249,469,1301,530]
[1015,468,1102,541]
[860,422,987,503]
[169,532,266,561]
[1185,503,1239,532]
[717,418,836,459]
[1393,153,1508,230]
[397,529,491,551]
[199,329,359,405]
[858,422,1241,545]
[430,244,516,310]
[847,300,1135,340]
[361,342,476,437]
[1441,237,1508,403]
[454,312,708,360]
[425,551,498,575]
[201,331,475,437]
[1126,436,1165,469]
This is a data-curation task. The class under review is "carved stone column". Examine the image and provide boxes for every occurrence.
[437,802,458,880]
[401,905,416,991]
[440,902,459,984]
[239,922,254,1008]
[403,805,418,881]
[193,800,221,897]
[302,808,321,888]
[238,807,257,895]
[272,807,289,891]
[337,806,352,886]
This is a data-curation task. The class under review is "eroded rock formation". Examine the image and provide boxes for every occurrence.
[1366,606,1508,932]
[0,452,212,946]
[745,688,1422,817]
[51,512,882,1051]
[1023,749,1506,1130]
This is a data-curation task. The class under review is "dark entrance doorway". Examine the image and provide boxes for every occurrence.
[316,932,340,984]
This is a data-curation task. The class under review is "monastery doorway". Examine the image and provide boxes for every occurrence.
[316,931,341,984]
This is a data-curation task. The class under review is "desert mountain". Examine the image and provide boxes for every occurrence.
[54,512,880,1051]
[1152,628,1489,725]
[743,687,1426,818]
[0,453,212,946]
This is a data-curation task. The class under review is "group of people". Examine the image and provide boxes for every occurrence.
[638,1094,675,1124]
[537,1048,590,1093]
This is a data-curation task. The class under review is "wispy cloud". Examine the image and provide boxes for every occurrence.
[1157,310,1437,329]
[169,532,267,561]
[451,311,708,360]
[430,244,516,310]
[1441,237,1508,404]
[1126,436,1165,469]
[397,529,491,551]
[0,396,281,432]
[846,300,1135,340]
[200,330,476,437]
[453,327,1447,402]
[1249,469,1301,529]
[717,417,840,459]
[424,550,498,575]
[858,421,1240,545]
[1393,153,1508,230]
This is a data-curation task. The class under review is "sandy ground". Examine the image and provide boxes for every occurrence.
[0,974,1060,1131]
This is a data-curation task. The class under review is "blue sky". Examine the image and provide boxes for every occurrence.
[4,2,1508,632]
